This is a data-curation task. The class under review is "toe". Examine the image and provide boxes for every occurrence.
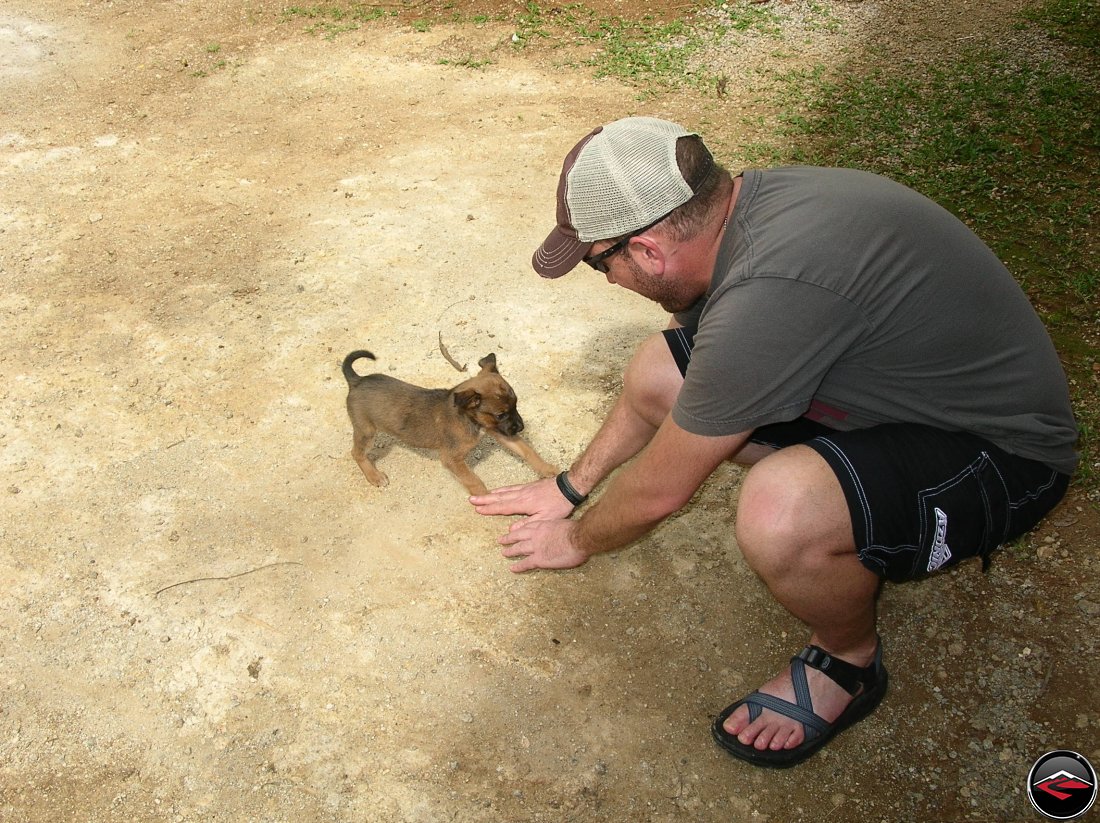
[770,725,800,751]
[737,715,768,748]
[751,722,776,751]
[722,703,751,736]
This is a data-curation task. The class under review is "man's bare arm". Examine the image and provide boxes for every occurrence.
[500,418,749,572]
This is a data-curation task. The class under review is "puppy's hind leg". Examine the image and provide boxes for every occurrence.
[350,420,389,488]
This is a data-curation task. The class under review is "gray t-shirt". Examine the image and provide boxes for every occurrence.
[672,167,1079,475]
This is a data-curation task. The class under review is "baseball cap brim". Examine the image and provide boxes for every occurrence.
[532,226,591,279]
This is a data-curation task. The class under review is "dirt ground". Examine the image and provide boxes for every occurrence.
[2,1,1098,821]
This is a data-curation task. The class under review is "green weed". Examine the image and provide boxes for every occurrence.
[439,55,494,69]
[1025,0,1100,51]
[281,4,394,37]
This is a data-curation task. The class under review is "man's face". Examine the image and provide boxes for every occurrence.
[591,240,701,314]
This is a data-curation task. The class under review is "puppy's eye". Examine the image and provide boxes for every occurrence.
[495,412,509,421]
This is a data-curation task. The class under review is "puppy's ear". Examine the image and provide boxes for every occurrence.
[454,389,482,409]
[477,353,498,373]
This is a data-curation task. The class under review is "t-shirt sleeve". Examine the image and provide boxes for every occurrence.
[671,277,870,437]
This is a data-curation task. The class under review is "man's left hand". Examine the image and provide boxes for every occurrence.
[470,477,576,523]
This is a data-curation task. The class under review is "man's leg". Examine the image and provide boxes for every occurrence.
[575,330,779,488]
[723,443,881,751]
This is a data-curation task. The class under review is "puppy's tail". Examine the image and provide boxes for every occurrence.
[342,350,376,384]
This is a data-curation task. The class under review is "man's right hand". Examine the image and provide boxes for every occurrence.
[469,476,577,522]
[499,519,590,573]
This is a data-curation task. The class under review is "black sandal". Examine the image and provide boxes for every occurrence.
[711,640,888,768]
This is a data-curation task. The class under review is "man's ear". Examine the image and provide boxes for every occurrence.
[629,235,667,275]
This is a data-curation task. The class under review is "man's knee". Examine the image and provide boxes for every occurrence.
[735,446,853,574]
[736,461,803,575]
[622,332,683,427]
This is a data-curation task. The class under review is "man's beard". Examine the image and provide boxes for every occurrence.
[621,251,700,314]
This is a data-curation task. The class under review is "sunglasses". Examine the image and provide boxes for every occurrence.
[582,214,665,274]
[582,235,633,274]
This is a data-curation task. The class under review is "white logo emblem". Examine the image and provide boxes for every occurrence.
[927,507,953,572]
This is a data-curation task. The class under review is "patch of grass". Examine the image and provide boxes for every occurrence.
[713,1,784,36]
[509,0,790,92]
[1024,0,1100,51]
[801,1,842,34]
[281,4,395,37]
[773,52,1098,299]
[439,55,494,69]
[586,15,698,89]
[511,1,554,45]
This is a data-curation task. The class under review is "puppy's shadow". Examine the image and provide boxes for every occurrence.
[362,434,401,466]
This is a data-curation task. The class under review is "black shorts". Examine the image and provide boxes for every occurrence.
[663,328,1071,583]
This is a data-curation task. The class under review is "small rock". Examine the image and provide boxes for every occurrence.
[1078,600,1100,618]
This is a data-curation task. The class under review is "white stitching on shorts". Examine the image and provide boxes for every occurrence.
[980,451,1009,544]
[813,436,873,546]
[1007,466,1059,509]
[671,327,692,365]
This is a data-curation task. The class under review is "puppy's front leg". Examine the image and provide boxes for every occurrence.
[440,451,489,496]
[490,432,559,478]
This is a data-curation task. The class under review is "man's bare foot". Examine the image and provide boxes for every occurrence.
[721,638,877,752]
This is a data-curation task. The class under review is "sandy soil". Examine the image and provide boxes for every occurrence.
[2,1,1097,821]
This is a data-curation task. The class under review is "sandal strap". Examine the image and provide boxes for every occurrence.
[795,645,877,697]
[744,691,830,739]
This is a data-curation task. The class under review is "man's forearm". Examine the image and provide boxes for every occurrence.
[497,422,748,574]
[570,421,749,559]
[564,392,661,498]
[569,476,674,558]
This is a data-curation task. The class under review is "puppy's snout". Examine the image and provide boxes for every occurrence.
[501,413,524,437]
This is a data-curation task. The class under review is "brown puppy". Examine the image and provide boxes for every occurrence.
[342,350,558,496]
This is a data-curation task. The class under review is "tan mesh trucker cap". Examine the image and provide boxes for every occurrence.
[532,117,706,279]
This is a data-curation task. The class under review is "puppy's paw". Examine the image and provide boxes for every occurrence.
[357,462,389,488]
[534,462,560,478]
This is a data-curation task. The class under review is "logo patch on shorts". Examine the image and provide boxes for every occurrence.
[927,507,953,573]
